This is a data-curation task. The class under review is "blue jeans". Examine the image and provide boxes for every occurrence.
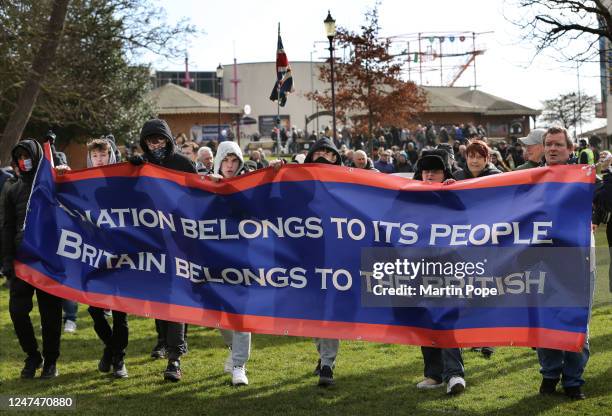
[537,340,590,388]
[537,269,595,388]
[62,300,78,322]
[421,347,464,383]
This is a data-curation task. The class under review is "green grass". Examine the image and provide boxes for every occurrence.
[1,231,611,416]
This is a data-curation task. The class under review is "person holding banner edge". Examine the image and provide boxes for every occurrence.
[4,139,63,379]
[84,137,129,379]
[267,137,344,386]
[412,149,467,395]
[207,141,252,386]
[301,137,343,387]
[129,118,197,382]
[537,126,591,400]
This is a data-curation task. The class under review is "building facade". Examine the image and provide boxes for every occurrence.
[152,61,538,140]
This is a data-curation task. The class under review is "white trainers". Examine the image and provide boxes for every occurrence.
[446,376,466,395]
[416,377,444,389]
[64,320,77,333]
[224,352,233,374]
[231,365,248,386]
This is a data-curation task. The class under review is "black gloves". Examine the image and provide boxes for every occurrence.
[128,155,144,166]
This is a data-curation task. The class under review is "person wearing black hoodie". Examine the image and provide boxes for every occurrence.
[412,150,466,395]
[130,118,197,173]
[3,139,63,379]
[301,138,343,387]
[129,119,196,382]
[412,149,455,182]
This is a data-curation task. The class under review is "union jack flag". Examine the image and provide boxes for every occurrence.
[269,29,293,107]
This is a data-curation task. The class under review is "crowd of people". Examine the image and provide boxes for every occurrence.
[1,118,609,400]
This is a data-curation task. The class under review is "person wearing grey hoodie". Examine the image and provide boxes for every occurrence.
[208,141,251,386]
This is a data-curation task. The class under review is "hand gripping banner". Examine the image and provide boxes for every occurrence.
[15,144,594,351]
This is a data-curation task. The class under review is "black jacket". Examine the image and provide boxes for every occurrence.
[2,140,43,273]
[453,164,502,180]
[349,158,378,171]
[139,119,196,174]
[594,170,612,225]
[395,161,414,173]
[304,137,343,166]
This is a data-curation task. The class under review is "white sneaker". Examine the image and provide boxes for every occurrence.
[231,365,248,386]
[446,376,466,395]
[224,352,233,374]
[416,377,444,389]
[64,320,77,333]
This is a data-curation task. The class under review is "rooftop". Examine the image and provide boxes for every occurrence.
[148,82,242,115]
[423,86,540,116]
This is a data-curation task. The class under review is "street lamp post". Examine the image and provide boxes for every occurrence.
[324,11,336,141]
[216,63,224,141]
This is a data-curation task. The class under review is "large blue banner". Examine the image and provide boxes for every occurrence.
[15,144,594,351]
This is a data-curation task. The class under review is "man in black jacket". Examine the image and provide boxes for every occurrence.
[131,119,197,173]
[3,140,63,379]
[130,119,196,382]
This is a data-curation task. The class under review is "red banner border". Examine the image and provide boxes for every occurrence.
[15,261,585,352]
[51,160,595,196]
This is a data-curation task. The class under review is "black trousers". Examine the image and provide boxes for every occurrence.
[607,224,612,292]
[154,319,186,360]
[9,277,62,363]
[88,306,128,362]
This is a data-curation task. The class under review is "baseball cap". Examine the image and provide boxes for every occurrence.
[518,128,546,146]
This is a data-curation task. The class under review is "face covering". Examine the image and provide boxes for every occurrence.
[314,156,332,164]
[150,147,167,161]
[18,158,33,172]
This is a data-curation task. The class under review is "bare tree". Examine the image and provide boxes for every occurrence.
[510,0,612,61]
[0,0,70,165]
[539,91,596,137]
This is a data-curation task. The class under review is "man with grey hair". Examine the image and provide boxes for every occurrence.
[196,146,214,174]
[351,150,378,171]
[250,150,269,170]
[514,128,546,171]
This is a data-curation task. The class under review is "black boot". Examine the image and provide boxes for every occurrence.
[318,365,334,386]
[564,386,586,400]
[151,342,166,359]
[163,360,181,382]
[20,353,43,379]
[481,347,494,359]
[98,349,112,373]
[40,362,58,379]
[539,378,559,395]
[313,359,321,376]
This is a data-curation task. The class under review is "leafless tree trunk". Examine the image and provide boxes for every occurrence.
[0,0,70,165]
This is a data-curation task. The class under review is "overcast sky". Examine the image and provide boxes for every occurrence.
[151,0,606,132]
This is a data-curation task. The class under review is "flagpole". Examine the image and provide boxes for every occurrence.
[276,22,282,156]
